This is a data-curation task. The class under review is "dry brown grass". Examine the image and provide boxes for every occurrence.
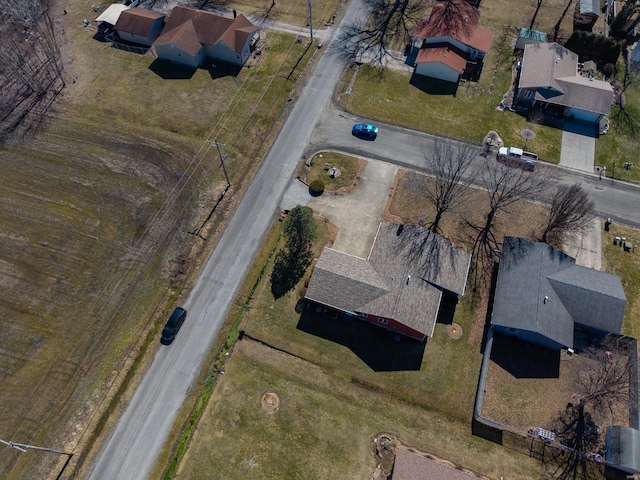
[387,169,550,250]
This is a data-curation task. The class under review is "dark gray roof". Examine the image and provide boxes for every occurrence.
[491,237,575,348]
[606,426,640,474]
[548,266,626,332]
[305,222,471,337]
[491,237,627,348]
[519,43,613,115]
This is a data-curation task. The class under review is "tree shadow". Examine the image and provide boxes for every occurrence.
[148,59,197,79]
[297,306,425,371]
[409,72,458,95]
[490,333,561,378]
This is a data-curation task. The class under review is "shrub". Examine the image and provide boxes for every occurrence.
[309,179,325,195]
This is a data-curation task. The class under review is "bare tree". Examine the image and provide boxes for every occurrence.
[411,139,479,234]
[540,184,595,244]
[529,0,547,30]
[552,0,574,42]
[331,0,430,65]
[469,159,552,279]
[546,336,631,479]
[0,0,64,139]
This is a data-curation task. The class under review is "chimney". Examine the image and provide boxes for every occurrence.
[233,9,237,18]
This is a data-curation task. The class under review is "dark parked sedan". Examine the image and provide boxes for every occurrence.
[161,307,187,345]
[352,123,378,140]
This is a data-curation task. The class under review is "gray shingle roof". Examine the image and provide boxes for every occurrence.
[606,426,640,474]
[305,223,471,338]
[392,447,483,480]
[519,43,613,115]
[491,237,626,349]
[579,0,600,15]
[548,266,626,332]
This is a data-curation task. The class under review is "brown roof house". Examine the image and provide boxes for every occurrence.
[516,42,614,124]
[305,223,471,342]
[391,447,485,480]
[410,0,493,83]
[114,8,166,46]
[153,6,259,68]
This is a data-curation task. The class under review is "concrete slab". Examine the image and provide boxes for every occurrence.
[560,130,596,174]
[308,159,398,258]
[280,177,310,212]
[563,218,602,270]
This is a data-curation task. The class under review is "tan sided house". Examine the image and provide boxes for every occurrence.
[305,223,471,342]
[114,8,166,46]
[153,6,259,68]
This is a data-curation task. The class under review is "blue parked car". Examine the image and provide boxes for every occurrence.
[352,123,378,140]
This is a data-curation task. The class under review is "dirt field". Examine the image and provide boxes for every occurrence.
[0,0,317,477]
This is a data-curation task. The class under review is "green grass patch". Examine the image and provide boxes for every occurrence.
[602,224,640,339]
[338,62,563,162]
[299,151,363,191]
[177,338,544,479]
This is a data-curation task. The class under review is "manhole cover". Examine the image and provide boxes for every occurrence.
[261,392,280,414]
[446,323,463,340]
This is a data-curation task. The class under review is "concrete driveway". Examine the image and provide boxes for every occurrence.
[562,218,602,270]
[560,130,595,174]
[308,159,398,258]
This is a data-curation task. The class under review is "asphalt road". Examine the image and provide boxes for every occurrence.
[86,2,365,480]
[88,4,640,479]
[310,104,640,229]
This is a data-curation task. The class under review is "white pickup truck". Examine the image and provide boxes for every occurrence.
[497,147,538,172]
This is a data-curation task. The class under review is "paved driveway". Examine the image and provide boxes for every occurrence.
[560,130,595,173]
[562,218,602,270]
[308,159,398,258]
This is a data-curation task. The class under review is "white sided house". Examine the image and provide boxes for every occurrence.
[114,8,166,46]
[153,6,258,68]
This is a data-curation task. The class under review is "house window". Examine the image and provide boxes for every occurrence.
[354,311,368,317]
[523,90,535,100]
[378,317,389,325]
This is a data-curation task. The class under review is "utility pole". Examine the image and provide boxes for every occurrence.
[0,437,72,456]
[209,139,231,186]
[307,0,313,42]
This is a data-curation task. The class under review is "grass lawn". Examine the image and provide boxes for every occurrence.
[595,81,640,183]
[602,224,640,339]
[176,338,544,480]
[297,151,365,191]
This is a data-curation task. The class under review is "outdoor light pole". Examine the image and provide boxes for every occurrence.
[307,0,313,42]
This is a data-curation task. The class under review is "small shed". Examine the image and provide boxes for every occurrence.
[515,28,547,50]
[606,426,640,475]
